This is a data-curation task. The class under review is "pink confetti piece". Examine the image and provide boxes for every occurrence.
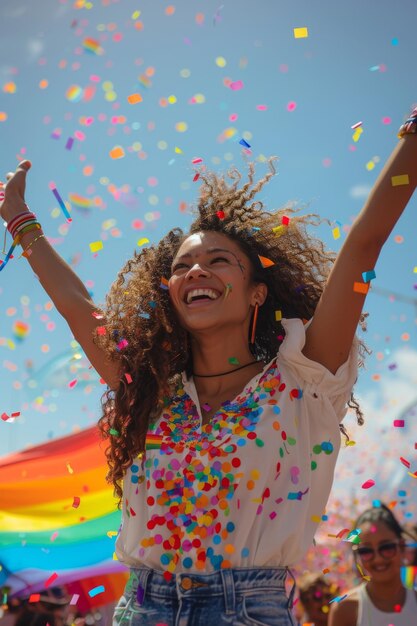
[70,594,80,606]
[361,479,375,489]
[72,496,80,508]
[45,573,58,588]
[287,101,297,112]
[256,104,268,110]
[50,532,59,542]
[400,457,410,469]
[229,80,243,90]
[202,403,211,412]
[125,373,133,384]
[393,419,405,427]
[192,157,203,164]
[68,379,78,389]
[351,121,363,129]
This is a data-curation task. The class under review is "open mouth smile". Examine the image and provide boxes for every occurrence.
[184,288,222,305]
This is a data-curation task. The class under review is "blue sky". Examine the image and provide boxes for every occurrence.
[1,0,417,513]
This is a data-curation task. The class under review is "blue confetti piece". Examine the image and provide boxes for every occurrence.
[88,585,105,598]
[239,138,251,148]
[362,269,376,282]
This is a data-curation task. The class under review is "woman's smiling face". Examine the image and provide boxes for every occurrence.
[168,231,266,334]
[354,520,404,582]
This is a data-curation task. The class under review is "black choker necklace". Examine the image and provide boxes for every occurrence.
[192,360,260,378]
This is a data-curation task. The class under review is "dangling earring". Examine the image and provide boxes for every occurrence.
[250,302,259,344]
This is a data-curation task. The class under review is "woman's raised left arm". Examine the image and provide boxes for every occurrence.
[303,108,417,373]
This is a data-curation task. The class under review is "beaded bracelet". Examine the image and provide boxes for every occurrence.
[19,233,45,259]
[13,220,40,239]
[7,211,37,235]
[0,222,42,272]
[398,107,417,139]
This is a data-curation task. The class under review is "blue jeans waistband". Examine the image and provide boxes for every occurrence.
[130,566,294,602]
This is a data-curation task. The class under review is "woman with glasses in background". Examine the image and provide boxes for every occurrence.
[328,503,417,626]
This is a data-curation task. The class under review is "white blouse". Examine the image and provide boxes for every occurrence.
[116,318,358,578]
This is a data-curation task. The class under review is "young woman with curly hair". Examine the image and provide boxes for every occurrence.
[1,105,416,626]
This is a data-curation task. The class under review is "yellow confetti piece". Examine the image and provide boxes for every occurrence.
[293,26,308,38]
[137,237,150,246]
[272,225,286,236]
[174,146,183,154]
[127,93,143,104]
[275,310,282,321]
[66,463,74,474]
[107,531,118,538]
[413,267,417,273]
[332,227,341,239]
[366,160,375,171]
[311,515,321,523]
[89,241,103,253]
[391,174,409,186]
[352,127,363,142]
[109,146,125,159]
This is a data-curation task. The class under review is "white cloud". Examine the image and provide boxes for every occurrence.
[26,38,45,62]
[349,184,372,200]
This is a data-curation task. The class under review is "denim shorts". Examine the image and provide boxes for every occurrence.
[112,566,296,626]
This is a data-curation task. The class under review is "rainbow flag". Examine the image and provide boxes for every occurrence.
[0,427,127,597]
[401,565,417,589]
[145,433,163,450]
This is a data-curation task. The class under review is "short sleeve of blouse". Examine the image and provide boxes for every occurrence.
[277,317,359,421]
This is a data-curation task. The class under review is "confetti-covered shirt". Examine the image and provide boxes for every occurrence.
[116,318,358,577]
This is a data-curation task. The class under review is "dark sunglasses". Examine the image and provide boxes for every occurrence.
[354,540,400,562]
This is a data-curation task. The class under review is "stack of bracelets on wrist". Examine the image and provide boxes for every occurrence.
[398,106,417,138]
[0,210,42,272]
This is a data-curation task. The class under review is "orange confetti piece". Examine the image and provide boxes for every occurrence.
[353,281,369,294]
[29,594,40,603]
[97,326,106,335]
[109,146,125,159]
[258,255,275,268]
[127,93,143,104]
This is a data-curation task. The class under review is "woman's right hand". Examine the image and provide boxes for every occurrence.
[0,160,32,224]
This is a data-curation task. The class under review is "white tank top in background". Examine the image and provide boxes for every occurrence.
[357,584,417,626]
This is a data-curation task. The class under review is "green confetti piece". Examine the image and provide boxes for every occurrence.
[229,357,239,365]
[109,428,120,436]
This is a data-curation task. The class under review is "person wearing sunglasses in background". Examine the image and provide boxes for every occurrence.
[328,503,417,626]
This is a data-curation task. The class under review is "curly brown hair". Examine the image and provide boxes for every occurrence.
[95,158,367,502]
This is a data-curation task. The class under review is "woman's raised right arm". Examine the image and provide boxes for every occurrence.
[0,161,120,389]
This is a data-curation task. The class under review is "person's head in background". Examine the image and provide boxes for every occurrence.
[14,609,56,626]
[352,503,415,585]
[297,573,339,626]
